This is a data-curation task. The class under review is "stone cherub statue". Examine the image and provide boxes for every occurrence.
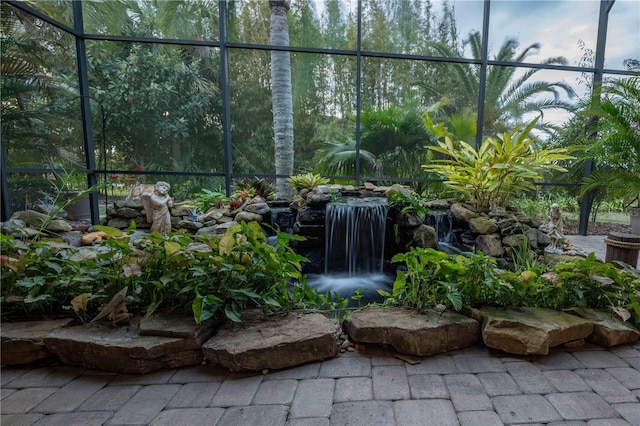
[545,203,565,253]
[91,287,134,326]
[141,181,173,234]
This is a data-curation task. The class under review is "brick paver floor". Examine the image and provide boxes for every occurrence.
[2,341,639,425]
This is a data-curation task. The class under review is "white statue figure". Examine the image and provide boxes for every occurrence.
[141,181,173,234]
[546,203,564,252]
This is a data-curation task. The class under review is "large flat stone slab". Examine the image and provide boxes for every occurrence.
[43,317,202,374]
[479,307,594,355]
[202,311,341,372]
[564,307,640,347]
[1,318,75,366]
[343,307,480,356]
[138,313,218,344]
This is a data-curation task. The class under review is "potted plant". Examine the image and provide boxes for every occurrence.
[58,172,93,220]
[579,77,640,234]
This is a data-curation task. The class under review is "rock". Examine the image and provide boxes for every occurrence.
[450,203,479,223]
[500,221,524,236]
[543,250,582,267]
[297,205,325,224]
[424,199,451,210]
[11,210,49,227]
[171,205,191,217]
[469,217,499,235]
[60,230,83,247]
[1,219,27,236]
[234,211,263,223]
[1,319,75,366]
[139,313,219,344]
[44,318,202,374]
[502,233,526,248]
[202,208,230,222]
[405,224,438,250]
[343,307,480,356]
[397,212,426,228]
[475,233,504,257]
[525,228,539,249]
[178,220,203,230]
[107,217,133,229]
[537,229,551,247]
[479,306,594,355]
[294,222,325,238]
[488,207,509,217]
[306,186,332,206]
[496,218,516,230]
[215,221,239,233]
[115,207,140,218]
[46,219,73,232]
[115,199,144,209]
[515,213,533,224]
[564,308,640,347]
[216,215,234,224]
[196,225,219,236]
[202,311,341,372]
[386,184,414,199]
[364,182,376,190]
[244,202,270,216]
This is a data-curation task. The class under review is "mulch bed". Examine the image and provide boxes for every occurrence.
[562,218,633,236]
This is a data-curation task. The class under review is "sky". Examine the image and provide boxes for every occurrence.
[309,0,639,128]
[451,0,640,128]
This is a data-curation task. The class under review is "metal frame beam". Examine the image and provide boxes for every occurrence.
[72,0,100,224]
[578,0,616,236]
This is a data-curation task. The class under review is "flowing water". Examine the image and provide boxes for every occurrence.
[307,198,394,304]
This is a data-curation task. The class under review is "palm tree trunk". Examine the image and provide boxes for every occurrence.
[270,0,294,199]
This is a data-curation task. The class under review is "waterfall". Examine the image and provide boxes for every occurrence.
[324,198,388,276]
[428,210,455,244]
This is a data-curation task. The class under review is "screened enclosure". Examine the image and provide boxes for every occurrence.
[2,0,639,233]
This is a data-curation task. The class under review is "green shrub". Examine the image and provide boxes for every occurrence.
[0,223,346,324]
[380,247,640,321]
[423,119,574,210]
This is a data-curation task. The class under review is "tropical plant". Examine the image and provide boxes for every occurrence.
[315,139,377,179]
[422,118,575,210]
[236,177,276,200]
[578,77,640,208]
[0,222,346,323]
[380,248,507,312]
[193,189,229,212]
[381,247,639,322]
[386,186,429,216]
[419,31,576,135]
[287,172,330,192]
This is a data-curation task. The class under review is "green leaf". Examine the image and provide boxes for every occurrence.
[219,235,235,255]
[392,272,407,297]
[92,225,124,238]
[164,241,181,257]
[446,289,463,311]
[225,305,242,323]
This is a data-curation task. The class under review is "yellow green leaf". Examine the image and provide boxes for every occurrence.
[219,234,235,255]
[70,293,91,313]
[164,241,181,257]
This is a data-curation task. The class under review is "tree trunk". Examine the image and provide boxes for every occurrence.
[270,0,294,199]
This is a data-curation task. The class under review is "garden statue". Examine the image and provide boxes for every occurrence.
[90,287,133,326]
[141,181,173,234]
[545,203,565,253]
